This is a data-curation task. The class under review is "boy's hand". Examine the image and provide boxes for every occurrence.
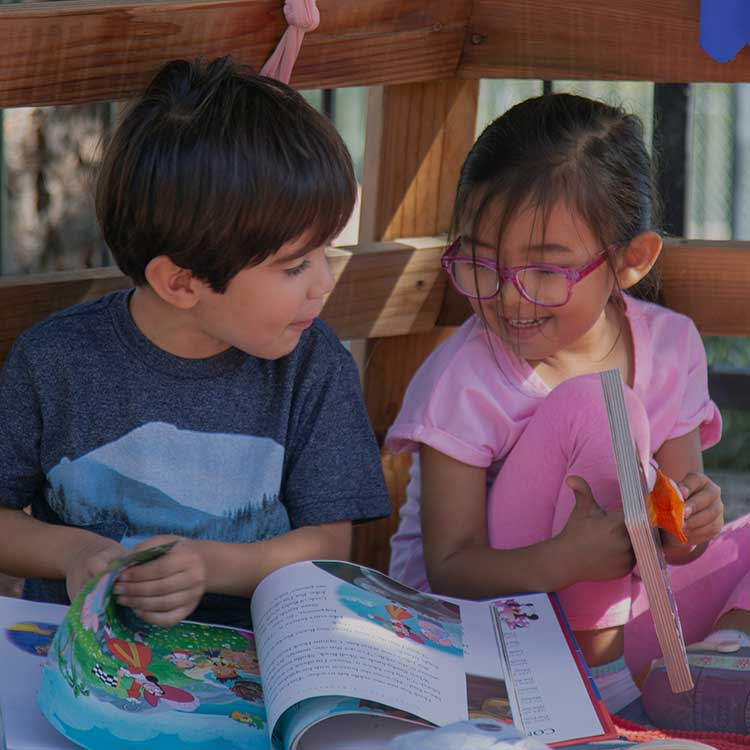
[664,472,723,550]
[114,535,207,627]
[64,537,128,602]
[556,476,635,585]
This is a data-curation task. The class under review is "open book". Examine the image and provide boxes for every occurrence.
[0,551,616,750]
[599,368,693,693]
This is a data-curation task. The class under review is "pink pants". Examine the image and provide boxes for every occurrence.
[486,373,750,677]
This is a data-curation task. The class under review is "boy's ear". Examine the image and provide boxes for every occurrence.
[615,231,663,290]
[144,256,203,310]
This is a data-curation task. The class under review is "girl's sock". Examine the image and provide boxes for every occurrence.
[703,627,750,648]
[589,656,641,714]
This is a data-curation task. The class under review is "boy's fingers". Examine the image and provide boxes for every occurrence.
[116,569,200,597]
[135,607,194,628]
[119,586,199,614]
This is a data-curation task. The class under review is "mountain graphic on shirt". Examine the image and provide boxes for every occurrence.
[46,422,290,542]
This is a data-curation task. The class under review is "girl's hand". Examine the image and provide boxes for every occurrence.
[673,472,724,547]
[64,537,128,602]
[556,476,635,584]
[114,535,207,627]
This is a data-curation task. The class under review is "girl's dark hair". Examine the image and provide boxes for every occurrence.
[96,56,356,292]
[452,93,661,301]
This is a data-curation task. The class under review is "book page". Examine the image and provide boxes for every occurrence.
[493,594,605,745]
[0,596,77,750]
[438,597,514,726]
[36,547,269,750]
[251,561,468,738]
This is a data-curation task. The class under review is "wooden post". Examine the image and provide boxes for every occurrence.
[352,78,479,573]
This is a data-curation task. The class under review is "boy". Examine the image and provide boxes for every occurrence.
[0,57,390,629]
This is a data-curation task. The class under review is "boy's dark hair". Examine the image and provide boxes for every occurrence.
[453,93,661,301]
[96,56,356,292]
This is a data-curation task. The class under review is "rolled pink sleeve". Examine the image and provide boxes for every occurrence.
[384,323,515,468]
[668,322,722,449]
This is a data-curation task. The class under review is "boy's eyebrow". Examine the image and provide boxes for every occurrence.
[268,244,317,266]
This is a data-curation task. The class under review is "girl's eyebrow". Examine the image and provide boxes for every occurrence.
[526,243,575,256]
[461,235,496,251]
[463,236,576,256]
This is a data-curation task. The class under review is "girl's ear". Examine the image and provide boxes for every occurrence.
[144,255,203,309]
[615,231,663,290]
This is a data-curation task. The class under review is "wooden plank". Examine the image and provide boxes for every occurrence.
[324,239,446,340]
[3,238,750,368]
[460,0,750,83]
[0,0,469,108]
[361,79,479,243]
[354,77,479,574]
[660,241,750,337]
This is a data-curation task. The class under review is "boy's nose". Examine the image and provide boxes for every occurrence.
[310,254,335,299]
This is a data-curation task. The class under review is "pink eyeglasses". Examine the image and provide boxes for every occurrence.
[441,237,610,307]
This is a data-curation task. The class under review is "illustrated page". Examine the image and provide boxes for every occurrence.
[251,561,468,737]
[0,596,75,750]
[37,546,268,750]
[493,594,606,744]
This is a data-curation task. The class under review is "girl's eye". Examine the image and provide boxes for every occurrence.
[284,259,310,277]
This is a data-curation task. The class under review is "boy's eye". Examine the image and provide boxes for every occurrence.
[284,259,310,277]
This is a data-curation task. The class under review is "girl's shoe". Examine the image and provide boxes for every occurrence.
[640,641,750,733]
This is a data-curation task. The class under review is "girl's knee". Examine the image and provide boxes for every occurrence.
[540,373,650,453]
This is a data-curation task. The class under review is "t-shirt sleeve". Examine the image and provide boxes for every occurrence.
[384,340,508,468]
[0,338,44,509]
[668,320,722,450]
[282,345,391,528]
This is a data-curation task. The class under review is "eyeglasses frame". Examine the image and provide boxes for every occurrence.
[440,237,611,307]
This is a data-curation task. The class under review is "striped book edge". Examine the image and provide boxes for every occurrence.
[600,369,693,693]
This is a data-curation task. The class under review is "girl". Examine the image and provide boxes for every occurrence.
[384,93,750,731]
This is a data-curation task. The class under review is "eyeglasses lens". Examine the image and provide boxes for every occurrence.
[450,261,568,305]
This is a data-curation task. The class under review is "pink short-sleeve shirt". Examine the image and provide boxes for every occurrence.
[385,295,722,591]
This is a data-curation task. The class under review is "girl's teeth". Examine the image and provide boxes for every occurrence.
[509,319,541,328]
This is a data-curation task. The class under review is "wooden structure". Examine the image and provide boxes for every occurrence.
[2,1,750,575]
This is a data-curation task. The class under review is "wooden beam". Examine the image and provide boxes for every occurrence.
[2,238,749,370]
[460,0,750,83]
[660,241,750,337]
[0,0,469,108]
[354,78,479,574]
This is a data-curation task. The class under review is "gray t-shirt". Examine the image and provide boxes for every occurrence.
[0,290,390,626]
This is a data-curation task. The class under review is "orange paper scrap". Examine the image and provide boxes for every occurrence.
[646,469,688,544]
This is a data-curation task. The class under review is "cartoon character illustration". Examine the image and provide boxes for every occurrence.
[230,679,264,704]
[167,649,241,684]
[220,648,260,676]
[6,622,58,656]
[368,603,424,644]
[101,628,198,710]
[230,710,264,729]
[496,599,539,630]
[80,572,113,634]
[417,617,453,647]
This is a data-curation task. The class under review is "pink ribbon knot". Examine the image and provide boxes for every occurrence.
[260,0,320,84]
